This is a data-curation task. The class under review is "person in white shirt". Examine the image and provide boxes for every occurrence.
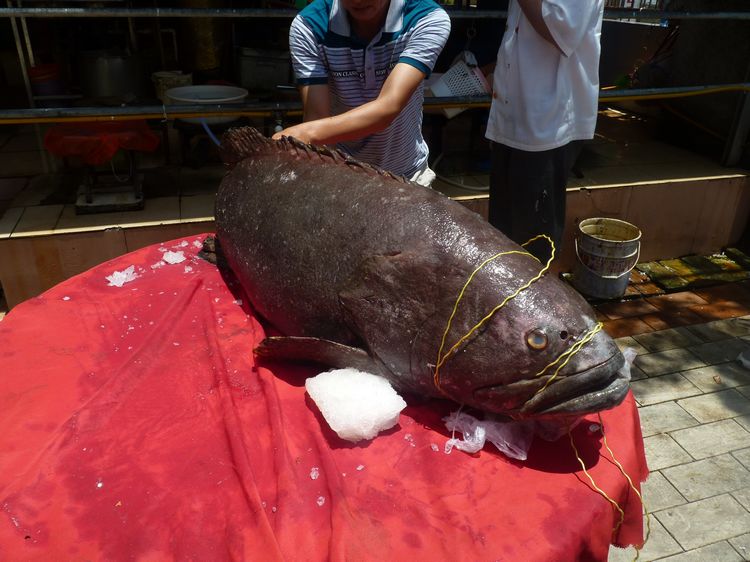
[485,0,604,259]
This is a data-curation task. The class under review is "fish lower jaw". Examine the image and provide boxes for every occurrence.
[526,374,630,419]
[517,353,629,419]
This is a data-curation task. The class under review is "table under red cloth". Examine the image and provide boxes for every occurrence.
[44,121,160,166]
[0,235,648,561]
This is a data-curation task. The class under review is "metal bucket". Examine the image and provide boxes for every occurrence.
[572,218,642,300]
[152,71,192,103]
[79,50,146,101]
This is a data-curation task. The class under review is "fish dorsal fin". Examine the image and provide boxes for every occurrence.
[220,126,411,184]
[220,127,274,165]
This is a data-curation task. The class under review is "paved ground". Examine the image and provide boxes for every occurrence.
[603,298,750,560]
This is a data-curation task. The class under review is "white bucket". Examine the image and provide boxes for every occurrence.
[152,71,192,103]
[572,218,642,300]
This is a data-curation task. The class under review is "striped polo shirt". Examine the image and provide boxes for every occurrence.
[289,0,451,177]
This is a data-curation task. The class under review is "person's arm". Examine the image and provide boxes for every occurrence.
[286,13,332,125]
[273,62,425,144]
[299,83,331,122]
[516,0,562,52]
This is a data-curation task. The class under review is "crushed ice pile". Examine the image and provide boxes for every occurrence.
[303,347,641,456]
[305,369,407,442]
[105,265,139,287]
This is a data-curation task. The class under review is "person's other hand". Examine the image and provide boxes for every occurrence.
[480,62,496,93]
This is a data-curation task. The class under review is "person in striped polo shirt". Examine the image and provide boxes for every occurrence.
[272,0,451,186]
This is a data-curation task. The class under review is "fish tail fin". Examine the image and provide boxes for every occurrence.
[220,126,274,166]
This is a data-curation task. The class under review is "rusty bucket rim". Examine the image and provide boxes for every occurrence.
[578,217,642,245]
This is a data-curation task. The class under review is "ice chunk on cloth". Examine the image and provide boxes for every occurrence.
[305,369,407,442]
[163,251,186,264]
[105,265,138,287]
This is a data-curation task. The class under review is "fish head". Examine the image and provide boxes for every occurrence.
[432,271,628,420]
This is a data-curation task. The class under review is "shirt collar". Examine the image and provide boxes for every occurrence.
[329,0,404,38]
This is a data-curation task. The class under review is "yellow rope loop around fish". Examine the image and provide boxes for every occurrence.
[568,414,651,562]
[532,322,603,394]
[433,234,554,394]
[435,234,649,559]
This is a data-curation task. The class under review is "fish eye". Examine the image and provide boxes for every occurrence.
[526,329,548,350]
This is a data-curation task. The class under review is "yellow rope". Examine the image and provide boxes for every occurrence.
[567,415,651,561]
[569,429,626,537]
[433,235,554,393]
[432,234,601,403]
[597,413,651,561]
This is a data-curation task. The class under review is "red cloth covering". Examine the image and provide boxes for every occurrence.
[43,121,160,166]
[0,235,648,562]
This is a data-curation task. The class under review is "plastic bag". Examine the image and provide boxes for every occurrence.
[443,410,534,460]
[737,349,750,369]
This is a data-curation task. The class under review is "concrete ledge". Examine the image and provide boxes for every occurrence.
[0,220,213,308]
[454,173,750,273]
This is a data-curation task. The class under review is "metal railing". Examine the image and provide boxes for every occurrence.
[0,7,749,20]
[605,0,664,9]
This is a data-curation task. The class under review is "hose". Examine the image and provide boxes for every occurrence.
[432,152,490,192]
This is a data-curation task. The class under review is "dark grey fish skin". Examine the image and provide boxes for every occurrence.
[215,127,628,420]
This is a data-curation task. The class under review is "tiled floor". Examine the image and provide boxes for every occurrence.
[597,271,750,559]
[602,289,750,561]
[596,280,750,338]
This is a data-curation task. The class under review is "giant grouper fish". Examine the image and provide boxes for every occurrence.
[210,126,630,421]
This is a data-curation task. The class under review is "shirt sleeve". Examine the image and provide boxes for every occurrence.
[398,8,451,78]
[289,15,329,86]
[541,0,602,57]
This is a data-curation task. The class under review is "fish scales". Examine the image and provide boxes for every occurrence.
[215,127,629,420]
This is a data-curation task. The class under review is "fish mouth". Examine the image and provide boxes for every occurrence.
[470,350,630,420]
[518,352,629,418]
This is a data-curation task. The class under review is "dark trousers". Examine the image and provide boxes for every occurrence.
[488,140,583,262]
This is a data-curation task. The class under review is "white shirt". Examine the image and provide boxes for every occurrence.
[485,0,604,152]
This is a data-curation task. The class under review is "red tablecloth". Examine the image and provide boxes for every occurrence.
[0,235,648,561]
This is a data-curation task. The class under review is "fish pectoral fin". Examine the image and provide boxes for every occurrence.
[339,251,443,334]
[339,251,447,375]
[254,336,380,373]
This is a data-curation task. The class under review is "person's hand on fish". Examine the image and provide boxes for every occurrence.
[272,121,321,144]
